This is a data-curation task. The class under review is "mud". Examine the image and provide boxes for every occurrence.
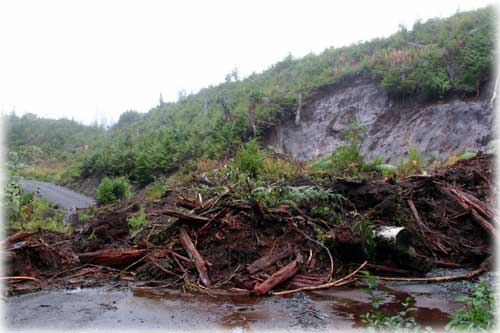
[4,155,494,299]
[5,271,473,332]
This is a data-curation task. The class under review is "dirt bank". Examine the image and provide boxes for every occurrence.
[263,76,494,163]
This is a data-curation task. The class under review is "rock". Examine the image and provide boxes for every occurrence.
[262,76,493,163]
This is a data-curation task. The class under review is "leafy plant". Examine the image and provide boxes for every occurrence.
[231,138,266,179]
[396,148,426,178]
[96,177,131,204]
[310,120,368,178]
[128,207,148,233]
[352,218,376,259]
[445,279,495,332]
[360,270,423,332]
[3,179,22,223]
[77,206,97,222]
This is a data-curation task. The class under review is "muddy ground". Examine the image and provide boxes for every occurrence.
[7,271,485,331]
[3,155,495,322]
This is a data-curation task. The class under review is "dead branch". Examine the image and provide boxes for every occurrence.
[158,209,210,224]
[247,246,294,274]
[253,258,301,295]
[0,276,42,283]
[272,261,367,296]
[357,257,490,283]
[78,249,146,267]
[179,227,211,287]
[1,231,35,247]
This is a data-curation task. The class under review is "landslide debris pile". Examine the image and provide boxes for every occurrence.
[3,155,494,295]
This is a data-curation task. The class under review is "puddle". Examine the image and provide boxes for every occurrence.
[6,273,475,331]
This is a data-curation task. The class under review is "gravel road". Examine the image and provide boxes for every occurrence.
[19,179,96,210]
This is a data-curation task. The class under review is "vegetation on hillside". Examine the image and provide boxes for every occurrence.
[4,6,496,187]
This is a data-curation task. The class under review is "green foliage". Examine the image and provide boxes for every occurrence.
[311,120,369,178]
[144,178,166,200]
[95,177,131,204]
[375,163,398,177]
[253,185,345,211]
[352,218,376,259]
[396,148,426,178]
[445,279,495,332]
[77,206,97,222]
[458,151,477,160]
[5,6,496,186]
[360,271,423,332]
[6,190,67,233]
[128,207,148,233]
[3,179,22,222]
[231,138,266,179]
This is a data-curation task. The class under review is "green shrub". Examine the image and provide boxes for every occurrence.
[375,164,398,177]
[128,207,147,233]
[445,279,495,331]
[232,138,266,179]
[96,177,131,204]
[3,179,21,223]
[360,271,422,332]
[253,185,345,210]
[396,148,426,177]
[327,121,366,177]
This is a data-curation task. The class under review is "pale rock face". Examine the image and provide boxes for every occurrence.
[262,77,494,163]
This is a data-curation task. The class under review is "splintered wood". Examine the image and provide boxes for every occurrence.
[78,249,146,266]
[179,227,211,287]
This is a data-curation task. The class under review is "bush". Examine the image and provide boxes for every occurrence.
[232,138,266,179]
[327,121,366,177]
[396,148,425,177]
[96,177,131,204]
[445,279,495,331]
[4,179,21,223]
[128,207,147,233]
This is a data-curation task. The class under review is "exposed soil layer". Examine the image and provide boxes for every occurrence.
[262,76,494,163]
[4,155,494,296]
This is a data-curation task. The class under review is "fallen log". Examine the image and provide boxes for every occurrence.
[253,258,300,296]
[449,187,494,220]
[272,261,367,296]
[1,231,35,247]
[78,249,146,267]
[407,200,431,233]
[373,226,411,251]
[470,209,498,239]
[179,227,211,287]
[288,273,329,289]
[356,257,491,283]
[158,209,210,224]
[247,246,294,274]
[365,263,410,275]
[1,276,42,283]
[440,186,498,238]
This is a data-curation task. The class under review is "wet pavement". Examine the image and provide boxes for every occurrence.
[19,179,95,210]
[5,271,481,332]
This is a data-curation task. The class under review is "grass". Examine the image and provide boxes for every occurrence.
[13,195,68,233]
[128,207,148,233]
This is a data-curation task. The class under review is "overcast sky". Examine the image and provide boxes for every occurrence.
[0,0,494,125]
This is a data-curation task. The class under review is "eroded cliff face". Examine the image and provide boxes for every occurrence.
[263,77,494,163]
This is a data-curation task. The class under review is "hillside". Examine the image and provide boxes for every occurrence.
[263,75,494,163]
[4,5,496,185]
[3,6,497,330]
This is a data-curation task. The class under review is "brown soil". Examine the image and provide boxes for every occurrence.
[4,155,494,296]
